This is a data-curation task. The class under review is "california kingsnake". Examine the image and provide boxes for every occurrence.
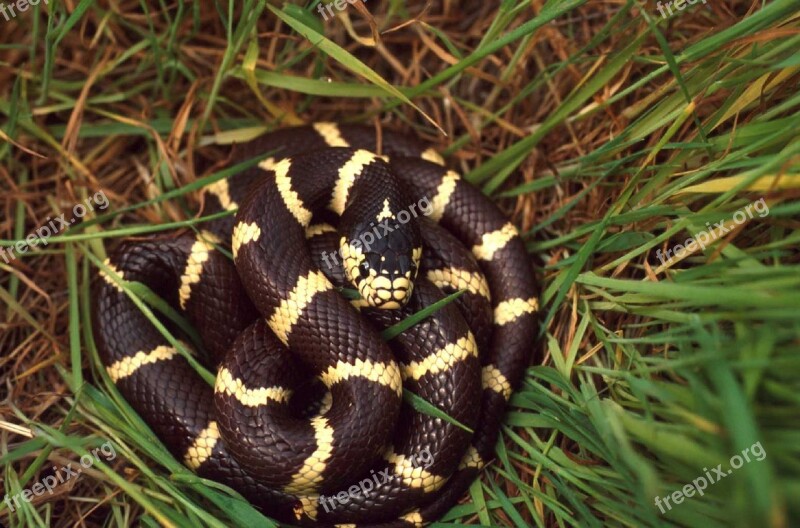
[91,123,538,527]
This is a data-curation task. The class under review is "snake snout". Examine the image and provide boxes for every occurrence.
[362,263,414,310]
[341,231,422,310]
[355,247,417,309]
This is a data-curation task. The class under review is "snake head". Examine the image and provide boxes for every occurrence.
[340,199,422,309]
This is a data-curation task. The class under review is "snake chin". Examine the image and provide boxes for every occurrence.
[340,231,420,309]
[356,271,414,310]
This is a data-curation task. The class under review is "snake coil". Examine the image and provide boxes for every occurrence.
[92,123,538,527]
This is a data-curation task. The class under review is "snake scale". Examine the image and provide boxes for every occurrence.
[91,123,538,527]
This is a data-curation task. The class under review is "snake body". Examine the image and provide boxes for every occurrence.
[92,123,538,527]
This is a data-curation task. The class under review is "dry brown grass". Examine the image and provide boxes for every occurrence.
[2,1,799,526]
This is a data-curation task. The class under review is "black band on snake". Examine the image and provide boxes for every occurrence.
[91,123,538,527]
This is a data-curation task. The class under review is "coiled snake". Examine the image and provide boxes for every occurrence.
[92,123,538,527]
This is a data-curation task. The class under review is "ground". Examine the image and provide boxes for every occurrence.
[1,1,799,527]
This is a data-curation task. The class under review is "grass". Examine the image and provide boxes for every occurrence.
[1,0,799,527]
